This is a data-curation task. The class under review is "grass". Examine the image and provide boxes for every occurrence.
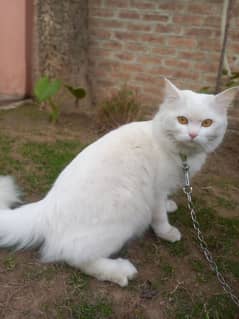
[68,271,89,292]
[0,135,23,174]
[3,253,17,271]
[24,264,59,281]
[216,196,238,210]
[0,134,86,195]
[42,298,113,319]
[169,288,238,319]
[20,140,85,193]
[67,300,113,319]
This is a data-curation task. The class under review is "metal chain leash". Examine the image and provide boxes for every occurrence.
[181,158,239,308]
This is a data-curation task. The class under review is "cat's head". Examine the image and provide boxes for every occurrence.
[156,79,238,154]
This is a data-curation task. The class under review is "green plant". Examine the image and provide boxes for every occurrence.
[34,76,86,123]
[65,85,86,107]
[34,76,61,123]
[97,86,144,133]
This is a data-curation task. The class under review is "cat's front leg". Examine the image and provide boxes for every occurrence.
[151,195,181,242]
[166,199,178,213]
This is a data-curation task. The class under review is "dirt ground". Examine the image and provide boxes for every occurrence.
[0,104,239,319]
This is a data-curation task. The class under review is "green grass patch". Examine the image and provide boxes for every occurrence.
[24,264,59,281]
[217,258,239,279]
[216,196,238,210]
[163,240,188,257]
[20,140,86,193]
[70,301,113,319]
[169,288,238,319]
[0,135,23,174]
[3,254,17,271]
[68,271,89,293]
[45,298,113,319]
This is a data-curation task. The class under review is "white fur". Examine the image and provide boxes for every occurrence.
[0,176,21,209]
[0,80,238,286]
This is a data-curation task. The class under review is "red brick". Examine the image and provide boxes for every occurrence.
[104,0,129,8]
[93,68,114,78]
[125,42,148,51]
[205,74,217,83]
[139,93,161,106]
[155,23,181,34]
[142,14,169,23]
[228,42,239,51]
[90,28,112,39]
[158,2,186,11]
[173,15,204,26]
[90,8,116,18]
[167,37,197,49]
[171,70,200,81]
[184,28,214,37]
[97,60,121,71]
[96,78,116,87]
[228,30,239,42]
[197,39,220,51]
[203,16,220,28]
[114,52,135,61]
[150,65,175,76]
[151,47,176,56]
[114,31,140,41]
[139,34,166,45]
[88,47,112,58]
[89,17,124,29]
[129,0,157,10]
[134,73,157,83]
[177,51,207,61]
[193,62,219,73]
[141,85,162,96]
[137,55,163,65]
[103,41,123,50]
[188,3,220,15]
[163,58,192,69]
[119,10,140,20]
[127,23,152,32]
[120,63,146,73]
[110,71,132,80]
[230,16,239,28]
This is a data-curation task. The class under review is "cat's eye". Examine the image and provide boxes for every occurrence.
[177,116,188,125]
[201,119,213,127]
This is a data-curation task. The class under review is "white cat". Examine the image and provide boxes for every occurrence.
[0,79,238,286]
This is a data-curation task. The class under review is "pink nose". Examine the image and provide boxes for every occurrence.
[189,132,198,139]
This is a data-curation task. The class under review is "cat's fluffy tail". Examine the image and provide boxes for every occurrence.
[0,175,22,209]
[0,175,45,249]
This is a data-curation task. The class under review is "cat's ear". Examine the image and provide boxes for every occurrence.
[215,86,239,111]
[164,78,181,102]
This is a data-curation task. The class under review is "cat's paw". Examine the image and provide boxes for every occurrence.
[166,200,178,213]
[154,225,181,242]
[112,259,138,287]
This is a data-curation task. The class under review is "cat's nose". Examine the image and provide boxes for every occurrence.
[189,132,198,139]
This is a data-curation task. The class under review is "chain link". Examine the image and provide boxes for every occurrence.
[181,160,239,308]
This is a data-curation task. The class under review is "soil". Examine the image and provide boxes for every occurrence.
[0,104,239,319]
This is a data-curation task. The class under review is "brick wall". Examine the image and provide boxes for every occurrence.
[88,0,239,109]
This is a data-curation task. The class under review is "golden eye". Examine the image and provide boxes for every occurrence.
[177,116,188,125]
[201,119,213,127]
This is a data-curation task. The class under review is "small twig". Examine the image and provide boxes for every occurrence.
[169,280,184,295]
